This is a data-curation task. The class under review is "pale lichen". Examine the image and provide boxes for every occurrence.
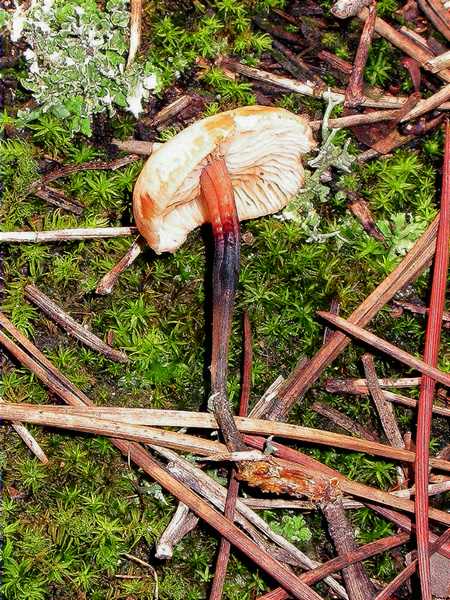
[3,0,161,135]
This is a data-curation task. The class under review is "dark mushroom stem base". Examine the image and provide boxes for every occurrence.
[200,158,246,452]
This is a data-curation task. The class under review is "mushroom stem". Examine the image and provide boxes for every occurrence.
[200,158,246,452]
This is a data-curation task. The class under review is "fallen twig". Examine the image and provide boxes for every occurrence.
[155,502,199,560]
[122,552,158,598]
[318,50,353,75]
[24,283,128,363]
[317,311,450,388]
[0,397,48,464]
[427,50,450,73]
[112,139,159,155]
[141,95,192,128]
[33,185,85,215]
[0,227,138,243]
[325,376,420,393]
[264,214,441,420]
[312,401,380,442]
[417,0,450,42]
[347,193,385,241]
[95,237,145,295]
[392,299,450,327]
[415,119,450,600]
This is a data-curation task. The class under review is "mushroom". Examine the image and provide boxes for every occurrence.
[133,105,315,453]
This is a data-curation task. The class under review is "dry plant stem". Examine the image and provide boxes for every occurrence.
[0,321,322,600]
[126,0,142,68]
[362,354,405,448]
[258,532,409,600]
[155,502,199,559]
[415,119,450,600]
[318,50,353,75]
[0,397,48,464]
[312,401,380,442]
[154,446,348,600]
[374,528,450,600]
[0,227,137,243]
[321,499,378,600]
[34,185,84,215]
[219,59,411,110]
[112,139,158,155]
[249,375,285,419]
[325,376,421,393]
[317,311,450,388]
[35,155,140,187]
[142,95,192,128]
[417,0,450,42]
[209,312,252,600]
[200,158,245,452]
[427,50,450,73]
[267,214,440,420]
[4,402,450,471]
[24,283,128,363]
[357,8,450,83]
[345,0,376,108]
[400,83,450,122]
[243,437,450,525]
[95,236,144,295]
[309,110,400,131]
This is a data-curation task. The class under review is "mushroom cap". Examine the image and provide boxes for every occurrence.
[133,105,316,254]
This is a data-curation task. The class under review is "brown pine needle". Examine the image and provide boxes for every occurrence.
[415,120,450,600]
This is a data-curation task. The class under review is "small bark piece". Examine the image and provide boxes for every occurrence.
[24,284,128,363]
[317,311,450,388]
[322,499,378,600]
[312,401,380,442]
[155,502,199,559]
[96,237,144,295]
[112,139,158,155]
[347,193,385,240]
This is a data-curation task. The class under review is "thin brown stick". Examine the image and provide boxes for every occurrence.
[392,299,450,326]
[142,95,192,128]
[0,397,48,464]
[95,237,145,295]
[321,499,378,600]
[345,0,376,108]
[417,0,450,42]
[357,8,450,83]
[374,528,450,600]
[309,110,401,131]
[312,401,380,442]
[33,185,84,215]
[271,39,324,84]
[24,284,128,363]
[415,119,450,600]
[122,552,158,598]
[325,376,421,394]
[265,214,440,420]
[318,50,353,75]
[258,531,409,600]
[2,402,449,471]
[318,311,450,388]
[126,0,142,68]
[362,354,405,448]
[0,227,137,243]
[209,312,252,600]
[155,502,199,559]
[400,83,450,122]
[34,155,140,188]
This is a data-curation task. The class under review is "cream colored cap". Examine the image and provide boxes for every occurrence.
[133,105,316,254]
